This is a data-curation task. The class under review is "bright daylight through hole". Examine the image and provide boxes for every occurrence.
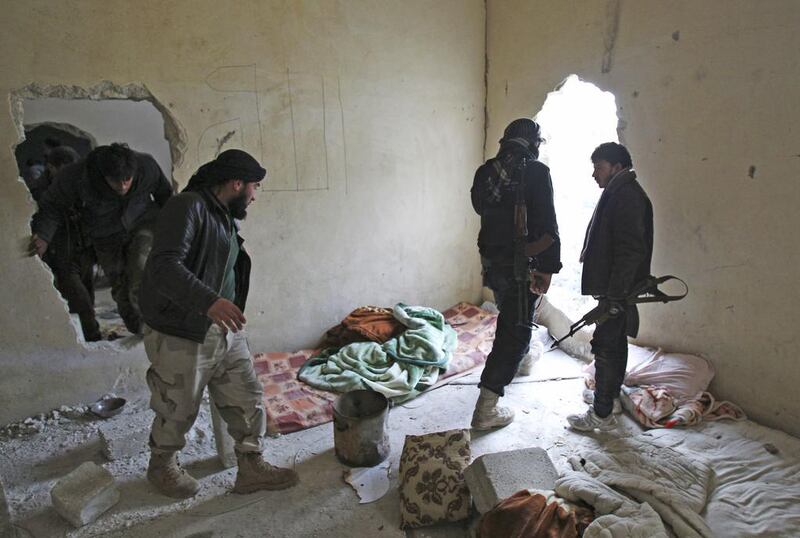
[535,75,619,320]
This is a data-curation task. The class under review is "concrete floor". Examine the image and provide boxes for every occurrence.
[1,346,645,537]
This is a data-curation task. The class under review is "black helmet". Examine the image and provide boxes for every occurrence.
[501,118,543,146]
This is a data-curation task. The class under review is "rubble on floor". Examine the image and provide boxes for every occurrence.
[0,404,89,439]
[97,412,152,462]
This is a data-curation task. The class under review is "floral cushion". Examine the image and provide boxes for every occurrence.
[398,429,472,528]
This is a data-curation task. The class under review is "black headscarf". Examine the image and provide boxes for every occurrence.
[184,149,266,192]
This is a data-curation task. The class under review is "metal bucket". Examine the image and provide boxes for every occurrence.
[333,390,390,467]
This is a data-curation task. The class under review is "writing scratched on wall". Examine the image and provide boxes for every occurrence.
[198,65,348,193]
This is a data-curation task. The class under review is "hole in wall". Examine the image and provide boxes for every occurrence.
[10,82,187,348]
[534,74,619,320]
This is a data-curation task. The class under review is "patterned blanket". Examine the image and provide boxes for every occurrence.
[252,302,496,435]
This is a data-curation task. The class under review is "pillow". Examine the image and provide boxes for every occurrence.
[398,428,471,529]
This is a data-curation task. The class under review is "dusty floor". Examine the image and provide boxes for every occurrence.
[1,337,647,538]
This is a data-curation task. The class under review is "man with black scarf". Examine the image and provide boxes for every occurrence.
[138,149,298,498]
[31,143,172,335]
[470,118,562,430]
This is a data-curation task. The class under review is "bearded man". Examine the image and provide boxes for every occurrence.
[138,149,299,498]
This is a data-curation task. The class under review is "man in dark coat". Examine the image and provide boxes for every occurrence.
[37,145,102,341]
[30,143,172,335]
[138,149,298,498]
[567,142,653,431]
[470,118,562,430]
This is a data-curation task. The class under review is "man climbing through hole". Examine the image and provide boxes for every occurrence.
[30,143,173,337]
[567,142,653,431]
[139,149,299,498]
[470,118,562,430]
[32,144,103,341]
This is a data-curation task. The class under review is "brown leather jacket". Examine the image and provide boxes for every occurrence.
[139,189,251,342]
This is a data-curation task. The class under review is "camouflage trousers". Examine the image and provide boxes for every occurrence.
[143,324,266,454]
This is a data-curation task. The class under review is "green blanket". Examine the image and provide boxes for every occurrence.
[298,304,457,401]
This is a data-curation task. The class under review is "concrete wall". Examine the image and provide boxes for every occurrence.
[0,0,485,424]
[487,0,800,435]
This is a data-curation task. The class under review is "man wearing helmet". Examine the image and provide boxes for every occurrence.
[470,118,562,429]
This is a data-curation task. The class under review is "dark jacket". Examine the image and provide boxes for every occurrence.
[139,189,252,343]
[32,152,172,248]
[581,169,653,298]
[471,145,561,273]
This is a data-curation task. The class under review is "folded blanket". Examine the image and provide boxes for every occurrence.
[478,489,593,538]
[383,304,457,368]
[298,304,457,401]
[322,306,404,347]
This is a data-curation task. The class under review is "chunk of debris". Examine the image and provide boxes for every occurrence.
[51,462,119,527]
[343,460,391,504]
[464,447,558,514]
[764,443,780,455]
[98,417,150,461]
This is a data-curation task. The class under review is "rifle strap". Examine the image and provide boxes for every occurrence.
[627,275,688,305]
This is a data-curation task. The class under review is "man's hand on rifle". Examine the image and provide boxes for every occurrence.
[530,271,552,294]
[600,297,625,318]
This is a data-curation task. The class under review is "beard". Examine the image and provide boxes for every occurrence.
[229,191,249,220]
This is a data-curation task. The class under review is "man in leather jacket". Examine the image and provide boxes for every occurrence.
[567,142,653,432]
[31,143,172,335]
[470,118,562,430]
[138,149,298,499]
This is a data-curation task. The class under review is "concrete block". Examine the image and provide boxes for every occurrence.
[50,462,119,527]
[98,418,149,461]
[463,447,558,514]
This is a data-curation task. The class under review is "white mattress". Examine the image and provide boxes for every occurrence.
[642,419,800,537]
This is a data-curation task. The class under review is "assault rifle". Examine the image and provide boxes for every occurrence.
[513,157,532,328]
[550,275,688,349]
[512,156,557,329]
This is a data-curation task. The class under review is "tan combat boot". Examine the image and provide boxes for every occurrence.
[471,387,515,430]
[233,451,299,494]
[146,451,199,499]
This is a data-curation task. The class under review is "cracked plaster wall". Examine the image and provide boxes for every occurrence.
[0,0,485,424]
[487,0,800,435]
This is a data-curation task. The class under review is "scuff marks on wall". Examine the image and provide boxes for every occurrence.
[199,65,348,193]
[601,0,621,74]
[215,130,237,156]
